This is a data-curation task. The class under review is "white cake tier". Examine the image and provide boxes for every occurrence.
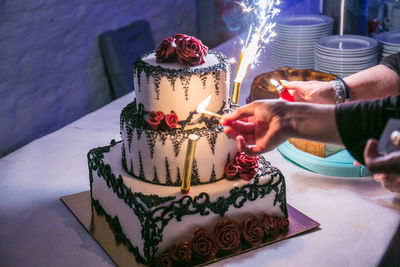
[88,141,288,265]
[133,51,231,126]
[121,122,239,185]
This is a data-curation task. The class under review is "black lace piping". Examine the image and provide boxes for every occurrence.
[88,141,287,265]
[133,50,230,100]
[120,100,227,159]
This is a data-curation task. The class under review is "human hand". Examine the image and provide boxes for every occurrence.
[281,80,335,104]
[364,138,400,193]
[220,100,291,156]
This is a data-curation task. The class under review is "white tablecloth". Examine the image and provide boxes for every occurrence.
[1,37,399,267]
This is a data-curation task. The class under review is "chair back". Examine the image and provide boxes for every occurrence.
[99,20,155,99]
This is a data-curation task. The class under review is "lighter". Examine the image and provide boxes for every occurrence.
[270,79,294,102]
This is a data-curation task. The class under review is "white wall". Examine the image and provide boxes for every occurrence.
[0,0,196,157]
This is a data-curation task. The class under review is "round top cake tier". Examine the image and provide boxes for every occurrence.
[133,50,231,127]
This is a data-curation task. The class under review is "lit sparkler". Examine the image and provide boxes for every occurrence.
[231,0,280,104]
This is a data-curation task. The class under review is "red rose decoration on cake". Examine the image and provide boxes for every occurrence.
[262,215,280,237]
[223,153,259,180]
[148,111,165,130]
[170,241,192,264]
[155,251,174,267]
[214,219,241,254]
[236,153,259,180]
[224,163,239,180]
[155,37,176,63]
[242,215,264,247]
[190,228,217,262]
[155,34,208,66]
[165,113,178,129]
[176,35,208,66]
[173,33,189,46]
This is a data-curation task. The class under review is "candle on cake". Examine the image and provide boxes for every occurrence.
[231,0,280,104]
[196,95,223,119]
[181,134,200,194]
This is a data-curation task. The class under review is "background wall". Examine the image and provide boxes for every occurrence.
[0,0,196,157]
[0,0,320,158]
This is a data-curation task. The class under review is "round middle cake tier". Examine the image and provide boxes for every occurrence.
[133,50,231,128]
[121,101,238,185]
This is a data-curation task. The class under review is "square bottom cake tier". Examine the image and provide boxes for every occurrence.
[88,140,288,266]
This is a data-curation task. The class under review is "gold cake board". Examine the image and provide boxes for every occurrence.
[61,191,320,267]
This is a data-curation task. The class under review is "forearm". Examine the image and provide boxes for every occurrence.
[343,65,400,101]
[285,102,343,145]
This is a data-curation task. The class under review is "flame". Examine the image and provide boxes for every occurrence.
[234,0,280,83]
[196,95,212,113]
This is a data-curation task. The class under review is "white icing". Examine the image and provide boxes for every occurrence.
[91,143,285,259]
[121,127,238,184]
[142,53,220,70]
[134,52,231,126]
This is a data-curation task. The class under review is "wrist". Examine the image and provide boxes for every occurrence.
[329,78,349,104]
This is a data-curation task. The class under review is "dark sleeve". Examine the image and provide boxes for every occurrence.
[335,94,400,164]
[380,52,400,77]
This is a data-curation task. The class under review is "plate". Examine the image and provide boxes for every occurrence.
[374,30,400,46]
[314,52,377,62]
[277,15,333,27]
[278,141,370,177]
[316,35,378,52]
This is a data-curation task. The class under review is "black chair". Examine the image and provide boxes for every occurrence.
[99,20,155,99]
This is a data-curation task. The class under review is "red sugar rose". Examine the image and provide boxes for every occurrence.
[165,113,178,129]
[148,111,165,130]
[173,33,189,46]
[155,37,176,63]
[236,153,259,181]
[224,163,239,180]
[175,35,208,66]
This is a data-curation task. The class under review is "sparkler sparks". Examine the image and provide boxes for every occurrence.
[234,0,280,84]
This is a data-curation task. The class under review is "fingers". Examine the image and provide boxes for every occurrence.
[364,139,384,173]
[222,102,256,122]
[237,137,265,156]
[224,126,256,144]
[364,138,400,174]
[373,173,386,183]
[373,173,400,193]
[290,89,306,102]
[281,80,304,88]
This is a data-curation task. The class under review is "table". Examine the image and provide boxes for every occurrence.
[1,37,400,267]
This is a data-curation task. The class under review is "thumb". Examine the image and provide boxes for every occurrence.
[281,80,300,89]
[364,139,390,173]
[222,102,255,122]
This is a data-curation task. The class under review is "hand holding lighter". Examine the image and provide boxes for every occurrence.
[270,79,294,102]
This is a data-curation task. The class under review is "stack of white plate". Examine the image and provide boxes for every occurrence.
[314,35,378,78]
[270,15,333,69]
[374,30,400,59]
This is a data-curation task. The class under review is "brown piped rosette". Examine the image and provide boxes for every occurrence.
[154,214,289,266]
[242,215,264,247]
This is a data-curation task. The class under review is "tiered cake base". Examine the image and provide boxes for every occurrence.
[61,191,320,267]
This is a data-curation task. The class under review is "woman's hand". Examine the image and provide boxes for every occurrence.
[282,80,335,104]
[220,100,292,156]
[364,138,400,193]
